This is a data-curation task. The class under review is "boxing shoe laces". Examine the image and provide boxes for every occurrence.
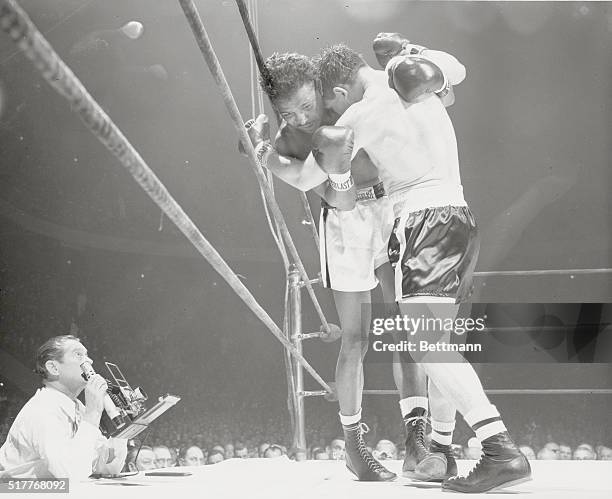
[344,422,397,482]
[442,431,532,493]
[402,410,429,475]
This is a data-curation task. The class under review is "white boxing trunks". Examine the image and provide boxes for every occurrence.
[320,182,394,292]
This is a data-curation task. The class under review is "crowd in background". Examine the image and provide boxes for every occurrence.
[1,315,611,470]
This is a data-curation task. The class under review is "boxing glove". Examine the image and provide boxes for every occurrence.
[387,55,446,103]
[373,32,427,69]
[311,126,354,175]
[239,113,270,156]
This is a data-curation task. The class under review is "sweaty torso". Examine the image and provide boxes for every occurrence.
[339,71,462,196]
[275,110,380,190]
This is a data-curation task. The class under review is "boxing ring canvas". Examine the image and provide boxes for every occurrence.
[58,459,611,498]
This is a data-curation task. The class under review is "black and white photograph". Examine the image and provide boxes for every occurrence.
[0,0,610,497]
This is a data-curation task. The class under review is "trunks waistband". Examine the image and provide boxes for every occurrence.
[389,183,466,216]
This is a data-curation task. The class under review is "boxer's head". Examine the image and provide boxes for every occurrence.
[261,52,323,133]
[317,44,367,115]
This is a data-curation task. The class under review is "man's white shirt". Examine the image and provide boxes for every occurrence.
[0,386,126,480]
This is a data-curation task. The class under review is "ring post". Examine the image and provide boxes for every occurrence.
[288,265,306,451]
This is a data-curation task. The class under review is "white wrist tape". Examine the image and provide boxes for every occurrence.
[435,74,450,97]
[328,171,354,191]
[254,141,273,169]
[403,43,427,55]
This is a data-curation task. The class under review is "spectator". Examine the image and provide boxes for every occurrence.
[374,439,397,460]
[558,444,572,460]
[543,441,560,458]
[573,447,595,460]
[224,443,235,459]
[258,442,271,457]
[179,445,205,466]
[330,438,345,460]
[597,446,612,460]
[207,450,225,465]
[234,442,249,459]
[126,446,156,471]
[577,443,595,454]
[537,448,558,460]
[263,445,283,458]
[153,445,175,469]
[0,335,128,479]
[289,448,307,462]
[312,447,329,460]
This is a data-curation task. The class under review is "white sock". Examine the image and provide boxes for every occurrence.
[339,408,362,426]
[464,404,507,442]
[399,396,428,418]
[431,419,455,446]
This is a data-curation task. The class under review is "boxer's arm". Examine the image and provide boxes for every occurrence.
[311,126,357,211]
[373,34,463,106]
[261,132,328,192]
[417,49,465,86]
[416,50,464,106]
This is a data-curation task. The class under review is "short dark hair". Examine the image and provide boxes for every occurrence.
[260,52,317,102]
[179,444,204,460]
[127,445,154,464]
[34,335,80,379]
[234,441,247,451]
[316,43,366,98]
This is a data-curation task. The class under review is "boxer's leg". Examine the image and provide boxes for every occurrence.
[376,262,429,474]
[334,290,396,482]
[398,299,530,493]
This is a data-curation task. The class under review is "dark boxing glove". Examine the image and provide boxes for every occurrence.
[387,55,446,103]
[373,32,427,69]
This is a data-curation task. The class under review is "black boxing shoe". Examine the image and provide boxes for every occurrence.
[402,408,429,477]
[414,441,458,481]
[442,432,531,493]
[343,422,396,482]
